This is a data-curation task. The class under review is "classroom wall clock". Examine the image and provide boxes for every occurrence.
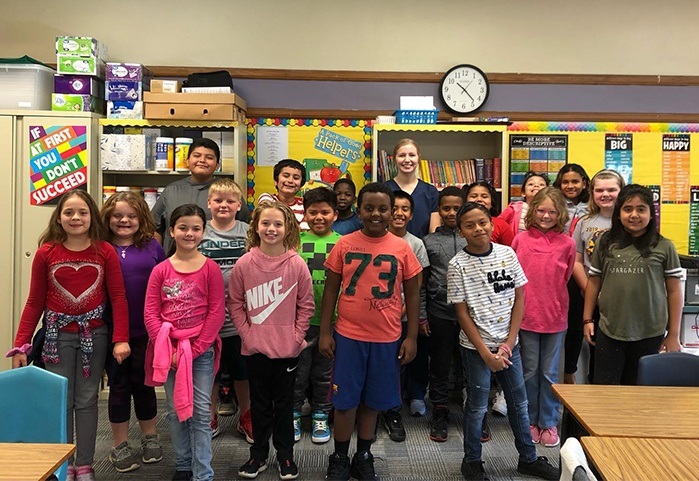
[440,64,490,114]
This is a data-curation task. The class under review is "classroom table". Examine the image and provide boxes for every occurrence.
[552,384,699,441]
[0,442,75,481]
[580,436,699,481]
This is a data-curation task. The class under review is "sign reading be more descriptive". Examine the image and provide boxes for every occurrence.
[29,125,88,205]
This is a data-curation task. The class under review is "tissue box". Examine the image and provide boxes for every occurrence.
[106,63,150,81]
[54,75,103,96]
[55,36,108,60]
[105,81,142,100]
[52,94,105,113]
[57,54,106,77]
[100,134,151,170]
[107,101,143,119]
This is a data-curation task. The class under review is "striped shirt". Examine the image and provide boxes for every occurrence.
[447,243,527,350]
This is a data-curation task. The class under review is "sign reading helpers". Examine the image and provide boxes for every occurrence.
[29,125,88,205]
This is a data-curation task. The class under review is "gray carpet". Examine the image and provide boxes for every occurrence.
[93,400,559,480]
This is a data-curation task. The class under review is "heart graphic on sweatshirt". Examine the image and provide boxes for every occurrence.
[51,262,102,304]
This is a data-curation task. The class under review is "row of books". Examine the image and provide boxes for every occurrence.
[376,150,502,189]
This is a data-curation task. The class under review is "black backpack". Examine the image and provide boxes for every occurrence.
[184,70,233,89]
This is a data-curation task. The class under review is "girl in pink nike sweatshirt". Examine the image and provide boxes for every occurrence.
[229,200,314,479]
[144,204,224,481]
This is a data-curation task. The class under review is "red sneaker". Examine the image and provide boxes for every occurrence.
[540,427,560,447]
[530,424,541,444]
[237,409,254,444]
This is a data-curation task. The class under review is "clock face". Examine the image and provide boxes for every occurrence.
[440,64,490,114]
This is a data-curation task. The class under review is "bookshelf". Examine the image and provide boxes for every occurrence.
[372,123,508,211]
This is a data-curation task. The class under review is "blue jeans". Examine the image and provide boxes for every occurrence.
[165,347,215,481]
[461,345,537,463]
[519,330,565,429]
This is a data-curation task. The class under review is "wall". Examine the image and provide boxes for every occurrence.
[3,0,699,76]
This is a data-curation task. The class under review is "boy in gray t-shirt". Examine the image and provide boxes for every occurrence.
[198,178,252,442]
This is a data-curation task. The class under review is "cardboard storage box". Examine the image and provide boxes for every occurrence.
[101,134,151,170]
[144,92,246,121]
[150,79,181,93]
[0,63,54,109]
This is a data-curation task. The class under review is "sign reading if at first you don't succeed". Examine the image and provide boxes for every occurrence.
[29,125,88,205]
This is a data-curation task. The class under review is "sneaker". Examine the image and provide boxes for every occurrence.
[383,410,406,442]
[460,458,490,480]
[480,415,491,443]
[239,458,267,479]
[210,414,220,438]
[540,427,560,447]
[429,405,448,442]
[517,456,559,480]
[311,410,331,444]
[141,434,163,464]
[409,398,426,417]
[172,471,193,481]
[217,385,237,416]
[75,465,96,481]
[325,452,351,481]
[350,450,377,481]
[237,409,254,444]
[293,410,302,442]
[491,390,507,416]
[530,424,541,444]
[109,441,140,473]
[279,458,299,480]
[66,465,76,481]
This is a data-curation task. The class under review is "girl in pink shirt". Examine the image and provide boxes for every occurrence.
[144,204,225,481]
[512,187,575,449]
[228,200,314,480]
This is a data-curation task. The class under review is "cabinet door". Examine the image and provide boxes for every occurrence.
[13,115,100,326]
[0,116,15,369]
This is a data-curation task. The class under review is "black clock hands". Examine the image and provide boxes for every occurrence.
[457,82,475,101]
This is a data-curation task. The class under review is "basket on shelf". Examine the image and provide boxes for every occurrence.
[394,110,438,124]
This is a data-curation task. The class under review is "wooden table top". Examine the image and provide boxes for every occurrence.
[0,443,76,481]
[581,436,699,481]
[552,384,699,438]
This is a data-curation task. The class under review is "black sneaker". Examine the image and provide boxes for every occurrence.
[383,410,406,442]
[239,458,267,479]
[429,405,448,442]
[461,459,490,480]
[325,452,351,481]
[350,450,377,481]
[172,471,193,481]
[279,458,299,480]
[517,456,559,480]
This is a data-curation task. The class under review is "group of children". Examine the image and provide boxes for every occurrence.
[6,136,684,481]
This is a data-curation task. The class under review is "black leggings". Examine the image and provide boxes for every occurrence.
[593,330,664,385]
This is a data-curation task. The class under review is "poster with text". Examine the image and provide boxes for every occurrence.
[29,125,88,205]
[508,135,567,199]
[690,186,699,255]
[648,185,661,228]
[662,134,690,204]
[604,134,633,185]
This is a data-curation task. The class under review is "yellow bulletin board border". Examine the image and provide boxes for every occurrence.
[245,118,373,210]
[510,121,699,133]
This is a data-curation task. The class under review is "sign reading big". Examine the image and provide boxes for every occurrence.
[29,125,88,205]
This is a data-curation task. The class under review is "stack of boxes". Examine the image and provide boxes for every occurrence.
[106,62,150,119]
[52,36,107,113]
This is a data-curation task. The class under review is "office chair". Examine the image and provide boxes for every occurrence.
[637,352,699,386]
[0,365,69,481]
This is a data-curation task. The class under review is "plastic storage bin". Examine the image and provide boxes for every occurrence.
[0,64,55,110]
[394,109,438,124]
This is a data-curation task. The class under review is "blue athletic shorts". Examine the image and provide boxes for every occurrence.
[330,331,401,411]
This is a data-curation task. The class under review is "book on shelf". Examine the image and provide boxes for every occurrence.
[484,158,493,185]
[492,158,502,188]
[474,159,485,183]
[378,155,502,190]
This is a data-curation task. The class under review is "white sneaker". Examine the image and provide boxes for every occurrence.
[492,390,507,416]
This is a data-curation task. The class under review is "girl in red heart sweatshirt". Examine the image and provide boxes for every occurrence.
[8,190,130,481]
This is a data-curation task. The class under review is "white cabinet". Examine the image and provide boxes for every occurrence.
[372,123,508,210]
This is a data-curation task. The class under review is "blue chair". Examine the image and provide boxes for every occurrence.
[637,352,699,386]
[0,365,69,481]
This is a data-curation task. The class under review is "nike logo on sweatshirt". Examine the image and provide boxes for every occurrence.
[247,277,298,325]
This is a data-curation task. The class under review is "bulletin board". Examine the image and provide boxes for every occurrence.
[508,122,699,255]
[246,118,373,208]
